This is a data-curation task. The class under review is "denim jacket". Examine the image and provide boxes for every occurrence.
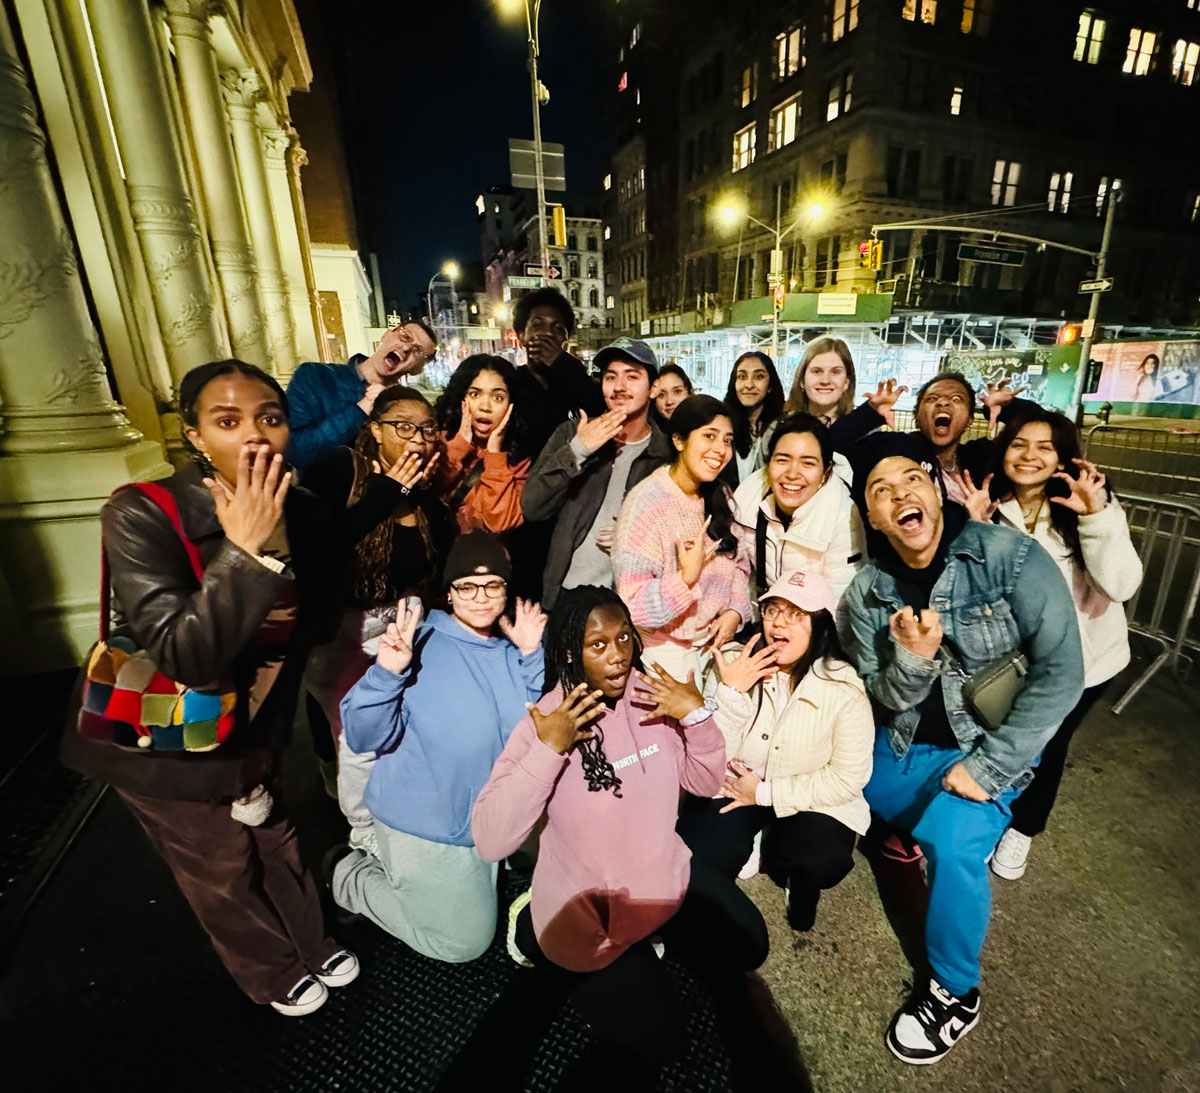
[839,519,1084,798]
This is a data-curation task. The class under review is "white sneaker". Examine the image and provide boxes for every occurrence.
[269,974,328,1016]
[315,949,360,988]
[886,978,980,1064]
[738,830,763,879]
[348,825,379,857]
[990,828,1032,880]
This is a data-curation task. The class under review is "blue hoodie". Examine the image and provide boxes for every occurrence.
[340,610,545,846]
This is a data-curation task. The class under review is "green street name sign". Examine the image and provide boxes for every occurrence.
[957,243,1026,267]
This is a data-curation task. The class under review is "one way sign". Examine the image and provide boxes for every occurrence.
[1079,277,1114,294]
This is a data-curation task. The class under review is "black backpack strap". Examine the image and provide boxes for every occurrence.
[755,507,769,598]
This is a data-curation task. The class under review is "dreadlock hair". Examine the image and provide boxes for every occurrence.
[433,354,527,463]
[177,359,289,476]
[724,351,785,458]
[668,395,739,554]
[543,585,644,797]
[350,386,441,606]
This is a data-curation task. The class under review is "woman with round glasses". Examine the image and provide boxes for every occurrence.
[677,570,874,933]
[328,532,545,961]
[434,354,531,535]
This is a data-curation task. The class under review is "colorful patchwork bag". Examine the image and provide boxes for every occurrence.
[76,481,237,753]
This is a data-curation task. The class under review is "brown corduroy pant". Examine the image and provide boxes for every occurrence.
[117,788,339,1005]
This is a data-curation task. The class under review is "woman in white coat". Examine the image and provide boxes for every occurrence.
[732,413,864,603]
[966,407,1142,880]
[677,570,875,932]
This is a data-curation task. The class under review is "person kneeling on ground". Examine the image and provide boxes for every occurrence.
[330,532,545,962]
[838,432,1083,1065]
[678,570,874,933]
[469,586,768,1085]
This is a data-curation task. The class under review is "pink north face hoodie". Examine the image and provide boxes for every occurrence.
[472,682,726,972]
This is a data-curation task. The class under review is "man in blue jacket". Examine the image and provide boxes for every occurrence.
[285,320,437,470]
[839,433,1083,1065]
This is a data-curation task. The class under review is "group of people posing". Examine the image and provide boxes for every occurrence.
[63,287,1141,1083]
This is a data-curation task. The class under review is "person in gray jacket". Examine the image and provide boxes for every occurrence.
[521,339,673,608]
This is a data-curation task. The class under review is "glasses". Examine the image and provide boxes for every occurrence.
[391,326,435,363]
[380,420,440,441]
[450,579,507,600]
[762,603,810,625]
[922,392,969,406]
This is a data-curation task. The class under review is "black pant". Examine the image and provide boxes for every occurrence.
[1009,682,1107,837]
[438,858,768,1092]
[677,794,858,931]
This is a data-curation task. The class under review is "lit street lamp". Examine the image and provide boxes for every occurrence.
[718,196,825,360]
[496,0,551,280]
[427,260,460,352]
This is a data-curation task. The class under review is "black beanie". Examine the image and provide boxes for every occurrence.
[848,431,942,517]
[443,531,512,585]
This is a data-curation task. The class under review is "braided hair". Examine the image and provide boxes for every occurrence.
[543,586,644,797]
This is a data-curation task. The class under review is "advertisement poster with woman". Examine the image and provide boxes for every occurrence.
[1089,340,1200,407]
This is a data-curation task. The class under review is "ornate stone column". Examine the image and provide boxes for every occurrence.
[0,7,169,671]
[261,124,320,363]
[222,69,297,371]
[164,1,271,367]
[83,0,225,388]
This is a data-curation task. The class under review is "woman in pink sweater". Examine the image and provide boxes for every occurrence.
[612,395,753,682]
[469,585,767,1082]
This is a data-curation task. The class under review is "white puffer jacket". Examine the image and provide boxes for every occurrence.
[992,498,1141,688]
[732,468,864,602]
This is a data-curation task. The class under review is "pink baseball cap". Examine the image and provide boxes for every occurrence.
[761,570,836,616]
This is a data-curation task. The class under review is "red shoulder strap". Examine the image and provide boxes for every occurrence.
[98,480,206,642]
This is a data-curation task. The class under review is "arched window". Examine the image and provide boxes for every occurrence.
[587,260,598,278]
[570,285,580,305]
[569,258,580,278]
[589,288,599,307]
[567,232,577,250]
[587,235,598,251]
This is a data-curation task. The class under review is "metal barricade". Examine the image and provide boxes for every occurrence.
[1085,424,1200,498]
[1111,490,1200,713]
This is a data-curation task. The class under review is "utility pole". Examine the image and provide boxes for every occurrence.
[1069,184,1120,424]
[769,184,783,360]
[521,0,550,283]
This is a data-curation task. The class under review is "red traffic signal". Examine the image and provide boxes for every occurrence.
[1057,323,1082,345]
[773,284,785,309]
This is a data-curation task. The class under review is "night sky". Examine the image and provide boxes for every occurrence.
[314,0,607,311]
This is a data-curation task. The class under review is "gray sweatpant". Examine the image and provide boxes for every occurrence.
[331,818,498,963]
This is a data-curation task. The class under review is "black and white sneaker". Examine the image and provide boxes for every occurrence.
[885,978,980,1064]
[315,948,360,988]
[269,974,328,1017]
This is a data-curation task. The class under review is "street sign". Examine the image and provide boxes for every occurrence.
[524,264,543,277]
[817,292,858,315]
[1079,277,1114,294]
[509,139,566,191]
[957,243,1026,267]
[546,265,561,280]
[508,275,543,289]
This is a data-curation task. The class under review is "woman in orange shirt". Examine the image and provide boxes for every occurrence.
[435,354,531,534]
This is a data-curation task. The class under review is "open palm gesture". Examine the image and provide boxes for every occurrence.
[377,597,422,674]
[865,379,909,429]
[498,598,547,655]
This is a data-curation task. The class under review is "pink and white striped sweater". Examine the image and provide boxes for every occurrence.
[613,466,753,648]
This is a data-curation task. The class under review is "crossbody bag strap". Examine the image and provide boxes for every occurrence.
[755,507,769,598]
[448,456,488,511]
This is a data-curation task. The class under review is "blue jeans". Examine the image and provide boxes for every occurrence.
[865,734,1020,997]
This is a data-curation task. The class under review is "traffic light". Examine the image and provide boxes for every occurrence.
[858,239,883,270]
[773,283,785,310]
[551,204,567,248]
[871,239,883,270]
[1057,322,1082,345]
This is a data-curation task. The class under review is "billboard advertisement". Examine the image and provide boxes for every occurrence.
[1086,340,1200,406]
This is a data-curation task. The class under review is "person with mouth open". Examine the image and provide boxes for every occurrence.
[285,319,438,471]
[839,431,1083,1066]
[612,394,753,683]
[677,569,874,934]
[434,354,531,535]
[461,585,768,1088]
[522,338,673,610]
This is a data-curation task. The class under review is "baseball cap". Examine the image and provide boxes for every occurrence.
[593,338,659,381]
[847,431,941,516]
[760,570,836,616]
[443,531,512,586]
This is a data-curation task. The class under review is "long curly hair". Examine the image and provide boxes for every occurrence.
[433,354,527,464]
[350,386,443,607]
[543,586,644,797]
[724,351,785,458]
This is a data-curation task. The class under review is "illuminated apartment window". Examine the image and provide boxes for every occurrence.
[1171,39,1200,84]
[1074,11,1106,63]
[961,0,992,35]
[1192,194,1200,224]
[475,194,485,215]
[1095,176,1122,215]
[1047,171,1073,213]
[630,22,641,48]
[830,0,859,41]
[603,173,612,191]
[1123,28,1157,75]
[604,225,612,240]
[768,94,801,151]
[639,166,645,189]
[618,71,628,92]
[950,84,963,114]
[732,122,757,171]
[902,0,938,24]
[774,25,805,79]
[826,70,853,121]
[740,63,759,107]
[991,158,1020,206]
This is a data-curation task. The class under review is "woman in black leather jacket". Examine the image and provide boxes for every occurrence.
[62,360,379,1017]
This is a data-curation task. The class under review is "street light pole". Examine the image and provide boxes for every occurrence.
[1069,183,1120,425]
[521,0,550,282]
